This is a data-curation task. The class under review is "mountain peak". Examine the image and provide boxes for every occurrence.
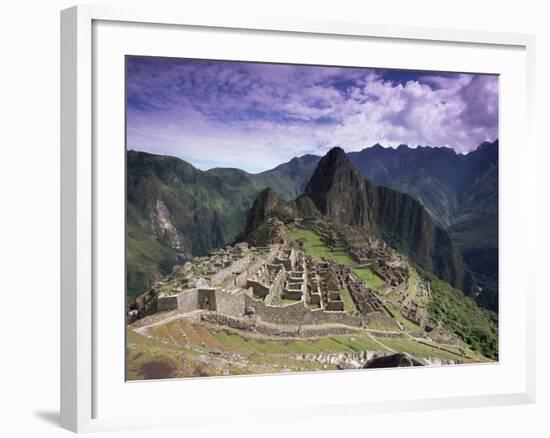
[304,148,374,229]
[243,187,280,237]
[475,139,498,153]
[361,143,384,152]
[325,146,347,159]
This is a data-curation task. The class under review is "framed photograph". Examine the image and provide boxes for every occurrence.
[61,5,536,433]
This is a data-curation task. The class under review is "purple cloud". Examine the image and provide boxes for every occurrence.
[126,57,498,172]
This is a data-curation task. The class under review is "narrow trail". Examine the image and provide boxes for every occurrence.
[366,333,397,353]
[133,310,202,334]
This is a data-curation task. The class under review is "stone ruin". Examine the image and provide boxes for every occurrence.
[346,270,385,314]
[147,239,391,328]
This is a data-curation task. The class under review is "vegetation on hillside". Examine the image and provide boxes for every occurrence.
[350,141,499,311]
[126,151,319,298]
[126,223,178,300]
[422,269,498,360]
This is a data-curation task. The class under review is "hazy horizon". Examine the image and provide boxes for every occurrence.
[128,138,498,174]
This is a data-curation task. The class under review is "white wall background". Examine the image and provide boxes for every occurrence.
[0,1,547,437]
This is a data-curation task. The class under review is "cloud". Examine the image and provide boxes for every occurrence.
[126,57,499,171]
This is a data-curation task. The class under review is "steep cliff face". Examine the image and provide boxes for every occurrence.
[302,147,466,291]
[348,141,498,309]
[348,144,463,228]
[364,180,466,290]
[304,147,374,230]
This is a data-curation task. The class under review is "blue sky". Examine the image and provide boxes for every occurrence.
[126,57,498,173]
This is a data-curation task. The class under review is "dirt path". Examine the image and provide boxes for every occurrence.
[366,333,397,353]
[133,310,203,334]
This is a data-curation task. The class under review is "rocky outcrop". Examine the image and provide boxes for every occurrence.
[151,199,185,252]
[363,352,425,368]
[243,187,280,236]
[242,188,291,246]
[288,194,321,219]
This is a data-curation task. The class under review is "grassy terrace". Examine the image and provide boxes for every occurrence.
[127,326,345,379]
[212,330,388,354]
[385,303,424,333]
[373,336,470,362]
[288,228,386,291]
[135,319,474,363]
[140,319,389,355]
[288,228,356,266]
[352,267,385,290]
[341,287,358,313]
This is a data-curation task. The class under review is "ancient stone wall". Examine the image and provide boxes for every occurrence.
[247,262,286,301]
[246,279,270,297]
[210,254,250,286]
[304,308,362,326]
[326,300,344,311]
[177,289,198,313]
[245,296,364,327]
[199,312,360,337]
[215,290,246,317]
[233,257,263,287]
[198,288,217,310]
[156,295,178,312]
[200,312,253,331]
[274,248,296,271]
[269,267,286,301]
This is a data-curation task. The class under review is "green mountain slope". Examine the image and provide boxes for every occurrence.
[126,150,319,299]
[423,268,498,360]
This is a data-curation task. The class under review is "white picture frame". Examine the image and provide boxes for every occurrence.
[60,4,537,433]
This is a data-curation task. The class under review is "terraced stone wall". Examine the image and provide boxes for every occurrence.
[246,296,364,327]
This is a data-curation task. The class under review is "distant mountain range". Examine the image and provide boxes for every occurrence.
[127,140,498,311]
